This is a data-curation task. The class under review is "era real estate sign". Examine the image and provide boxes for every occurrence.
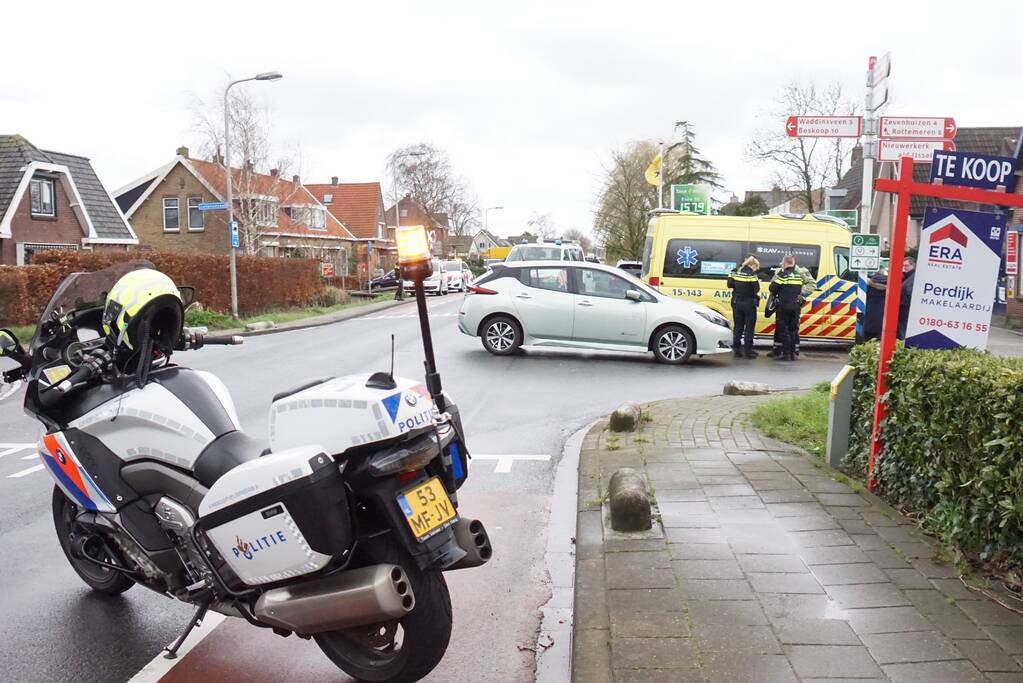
[904,207,1006,350]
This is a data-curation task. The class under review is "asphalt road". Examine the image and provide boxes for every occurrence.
[0,293,856,682]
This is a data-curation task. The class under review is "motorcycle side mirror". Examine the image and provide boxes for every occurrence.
[625,290,643,303]
[0,329,22,357]
[178,286,196,308]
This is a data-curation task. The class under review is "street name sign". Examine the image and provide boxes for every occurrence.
[850,233,881,272]
[879,117,956,140]
[197,201,227,211]
[785,116,861,138]
[671,184,711,214]
[904,207,1005,350]
[930,150,1018,192]
[878,139,954,162]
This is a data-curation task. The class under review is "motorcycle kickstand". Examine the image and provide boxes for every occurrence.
[163,602,210,660]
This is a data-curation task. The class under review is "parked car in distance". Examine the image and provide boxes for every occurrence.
[585,253,601,263]
[505,241,585,263]
[443,260,470,292]
[616,260,642,277]
[369,269,402,290]
[458,261,732,364]
[404,259,449,295]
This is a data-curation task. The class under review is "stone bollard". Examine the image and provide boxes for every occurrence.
[723,380,771,396]
[609,401,642,432]
[608,468,651,532]
[245,320,276,332]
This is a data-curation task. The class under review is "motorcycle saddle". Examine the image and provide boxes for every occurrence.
[192,430,268,488]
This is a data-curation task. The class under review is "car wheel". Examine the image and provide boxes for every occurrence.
[481,316,522,356]
[651,325,694,365]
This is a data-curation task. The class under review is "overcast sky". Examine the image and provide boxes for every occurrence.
[4,0,1021,238]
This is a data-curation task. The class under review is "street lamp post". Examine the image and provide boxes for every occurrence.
[483,206,503,233]
[391,151,426,301]
[224,70,282,319]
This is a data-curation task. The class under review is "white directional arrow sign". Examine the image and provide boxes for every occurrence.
[785,116,862,138]
[879,117,957,140]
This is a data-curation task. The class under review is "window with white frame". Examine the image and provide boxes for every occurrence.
[253,200,278,227]
[163,197,180,231]
[30,177,56,216]
[187,197,204,231]
[323,193,333,204]
[288,206,326,230]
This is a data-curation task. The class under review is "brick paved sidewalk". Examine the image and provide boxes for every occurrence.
[573,394,1023,682]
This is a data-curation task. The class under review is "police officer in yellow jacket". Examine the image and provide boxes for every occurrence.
[726,256,760,358]
[767,260,815,357]
[769,255,804,361]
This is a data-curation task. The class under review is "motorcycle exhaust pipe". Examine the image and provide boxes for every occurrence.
[444,518,493,571]
[253,564,415,634]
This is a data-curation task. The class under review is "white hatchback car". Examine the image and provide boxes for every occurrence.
[443,259,470,293]
[458,261,732,364]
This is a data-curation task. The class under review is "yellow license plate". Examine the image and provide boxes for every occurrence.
[396,477,458,541]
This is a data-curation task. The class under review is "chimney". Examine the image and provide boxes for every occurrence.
[212,145,223,166]
[270,168,280,178]
[176,145,189,158]
[851,144,863,165]
[244,160,254,172]
[331,176,339,186]
[292,174,301,186]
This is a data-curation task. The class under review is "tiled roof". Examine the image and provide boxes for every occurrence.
[0,134,134,241]
[187,159,354,240]
[306,182,383,240]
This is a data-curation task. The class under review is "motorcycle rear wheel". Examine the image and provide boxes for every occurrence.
[52,486,134,596]
[314,540,452,683]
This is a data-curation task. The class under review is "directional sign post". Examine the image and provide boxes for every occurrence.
[197,201,227,211]
[879,117,956,140]
[785,116,861,138]
[850,233,880,272]
[878,139,956,162]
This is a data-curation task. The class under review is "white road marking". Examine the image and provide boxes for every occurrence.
[125,612,227,683]
[21,453,37,460]
[8,464,44,478]
[472,453,551,473]
[0,443,35,458]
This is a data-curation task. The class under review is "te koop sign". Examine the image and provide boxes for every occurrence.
[930,150,1018,192]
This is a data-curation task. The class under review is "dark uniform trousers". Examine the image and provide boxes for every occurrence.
[777,306,801,356]
[732,300,757,351]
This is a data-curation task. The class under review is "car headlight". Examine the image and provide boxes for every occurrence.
[696,310,730,329]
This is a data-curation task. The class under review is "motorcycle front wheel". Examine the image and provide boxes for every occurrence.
[52,485,134,596]
[314,540,452,683]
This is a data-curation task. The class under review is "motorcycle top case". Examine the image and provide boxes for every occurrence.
[198,445,352,586]
[269,374,437,455]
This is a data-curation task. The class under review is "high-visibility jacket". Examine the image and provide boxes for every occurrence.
[770,267,804,310]
[727,266,760,304]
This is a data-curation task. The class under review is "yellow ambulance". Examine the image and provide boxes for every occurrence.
[640,212,858,342]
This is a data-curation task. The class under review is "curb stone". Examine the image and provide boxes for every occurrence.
[224,298,412,338]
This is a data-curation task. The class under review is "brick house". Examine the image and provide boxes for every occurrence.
[306,179,395,275]
[384,197,449,258]
[0,135,137,265]
[115,147,357,275]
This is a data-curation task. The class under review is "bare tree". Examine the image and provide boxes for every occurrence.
[746,81,855,213]
[562,227,594,253]
[386,143,479,235]
[527,212,557,240]
[593,140,658,261]
[192,85,294,255]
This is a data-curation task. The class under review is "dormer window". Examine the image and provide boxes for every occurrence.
[253,200,278,227]
[323,193,333,204]
[30,177,55,217]
[288,206,326,230]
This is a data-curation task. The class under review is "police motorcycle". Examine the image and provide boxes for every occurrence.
[0,253,491,683]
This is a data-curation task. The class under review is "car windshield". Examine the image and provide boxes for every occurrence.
[444,261,462,271]
[507,245,562,261]
[32,260,155,347]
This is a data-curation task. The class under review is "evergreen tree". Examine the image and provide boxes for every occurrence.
[662,122,723,189]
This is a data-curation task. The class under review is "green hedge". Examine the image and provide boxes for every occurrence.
[846,342,1023,566]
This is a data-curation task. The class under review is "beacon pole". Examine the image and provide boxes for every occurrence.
[395,225,447,413]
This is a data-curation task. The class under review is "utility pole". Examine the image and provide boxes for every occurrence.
[223,71,283,319]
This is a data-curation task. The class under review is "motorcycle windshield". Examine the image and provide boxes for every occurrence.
[31,260,155,350]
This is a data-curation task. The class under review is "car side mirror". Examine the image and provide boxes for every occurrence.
[0,329,22,357]
[625,290,643,303]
